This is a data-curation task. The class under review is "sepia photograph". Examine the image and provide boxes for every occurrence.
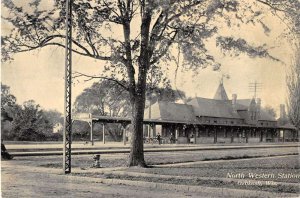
[1,0,300,197]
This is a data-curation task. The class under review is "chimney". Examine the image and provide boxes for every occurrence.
[232,94,237,112]
[280,104,286,119]
[256,98,261,118]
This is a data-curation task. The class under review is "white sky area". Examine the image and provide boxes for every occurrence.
[1,1,296,115]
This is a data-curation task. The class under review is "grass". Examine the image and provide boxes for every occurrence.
[74,170,299,194]
[9,147,297,170]
[71,155,300,194]
[127,155,300,183]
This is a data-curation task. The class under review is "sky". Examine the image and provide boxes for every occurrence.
[1,1,297,115]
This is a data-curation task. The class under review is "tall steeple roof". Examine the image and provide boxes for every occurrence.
[213,82,229,100]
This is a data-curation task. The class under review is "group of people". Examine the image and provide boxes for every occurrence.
[155,133,176,145]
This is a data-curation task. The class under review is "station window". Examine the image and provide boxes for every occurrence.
[231,121,234,124]
[214,120,217,124]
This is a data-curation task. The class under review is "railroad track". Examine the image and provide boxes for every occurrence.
[10,144,300,157]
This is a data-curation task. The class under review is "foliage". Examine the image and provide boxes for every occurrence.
[1,84,16,107]
[2,1,283,69]
[256,0,300,38]
[74,79,187,115]
[4,100,51,141]
[1,84,16,122]
[146,85,187,106]
[263,105,277,118]
[43,109,64,125]
[1,85,63,141]
[286,48,300,129]
[72,121,90,141]
[74,79,131,117]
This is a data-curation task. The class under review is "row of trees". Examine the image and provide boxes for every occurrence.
[1,81,186,141]
[1,84,63,141]
[2,0,299,166]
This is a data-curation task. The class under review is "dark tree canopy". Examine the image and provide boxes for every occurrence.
[5,100,51,141]
[74,79,187,116]
[1,84,16,122]
[2,0,287,66]
[1,85,63,141]
[74,79,131,117]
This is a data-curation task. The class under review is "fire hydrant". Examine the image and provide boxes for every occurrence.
[93,154,101,168]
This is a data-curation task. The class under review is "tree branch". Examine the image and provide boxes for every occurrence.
[7,34,112,61]
[73,71,129,91]
[256,0,288,12]
[150,30,178,65]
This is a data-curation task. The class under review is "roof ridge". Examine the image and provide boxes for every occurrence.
[213,82,229,100]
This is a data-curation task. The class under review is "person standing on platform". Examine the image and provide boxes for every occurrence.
[157,134,161,145]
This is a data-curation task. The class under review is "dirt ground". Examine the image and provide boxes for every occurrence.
[2,146,299,197]
[1,161,203,198]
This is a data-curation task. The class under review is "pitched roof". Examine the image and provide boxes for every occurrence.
[279,123,297,130]
[188,97,241,119]
[235,99,276,122]
[144,101,196,123]
[258,109,276,121]
[213,83,229,100]
[236,99,252,109]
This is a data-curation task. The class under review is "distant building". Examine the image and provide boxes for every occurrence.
[144,82,298,144]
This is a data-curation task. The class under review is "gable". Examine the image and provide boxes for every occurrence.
[188,97,241,119]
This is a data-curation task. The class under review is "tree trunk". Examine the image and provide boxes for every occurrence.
[129,94,146,167]
[127,4,152,167]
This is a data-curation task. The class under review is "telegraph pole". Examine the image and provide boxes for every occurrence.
[63,0,72,174]
[249,81,262,99]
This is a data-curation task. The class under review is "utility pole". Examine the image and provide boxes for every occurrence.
[63,0,72,174]
[249,81,262,99]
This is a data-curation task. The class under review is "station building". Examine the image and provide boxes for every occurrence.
[143,82,298,144]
